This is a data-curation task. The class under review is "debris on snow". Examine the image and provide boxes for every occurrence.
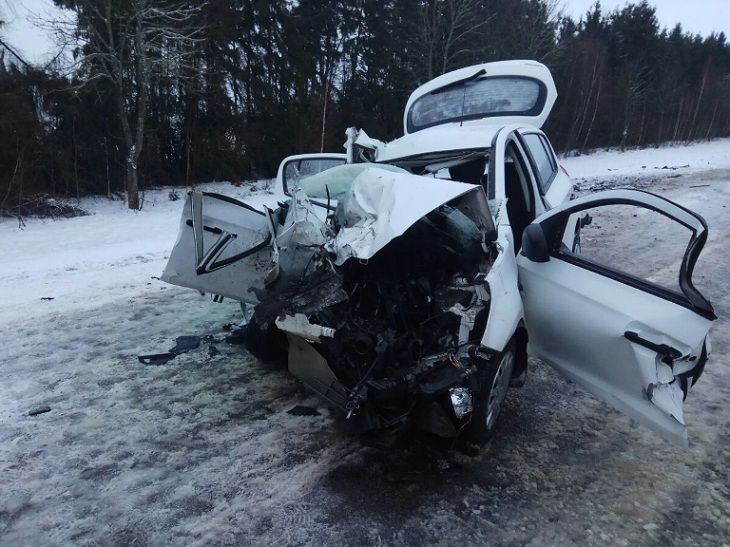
[27,405,51,416]
[169,335,201,354]
[137,352,177,366]
[287,405,321,416]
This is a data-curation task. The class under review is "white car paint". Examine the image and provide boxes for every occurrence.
[481,224,524,352]
[162,60,715,446]
[402,60,558,133]
[373,124,501,164]
[517,189,714,445]
[325,167,485,264]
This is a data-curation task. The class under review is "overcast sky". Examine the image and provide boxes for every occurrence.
[561,0,730,37]
[1,0,729,65]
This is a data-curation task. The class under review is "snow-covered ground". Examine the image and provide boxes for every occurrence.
[1,139,730,545]
[561,138,730,180]
[0,180,284,326]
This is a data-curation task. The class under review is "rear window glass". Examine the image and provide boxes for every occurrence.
[523,133,556,192]
[408,76,545,132]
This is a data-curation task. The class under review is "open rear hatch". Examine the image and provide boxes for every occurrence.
[403,60,557,133]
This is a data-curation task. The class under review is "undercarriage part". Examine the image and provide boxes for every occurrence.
[242,318,288,363]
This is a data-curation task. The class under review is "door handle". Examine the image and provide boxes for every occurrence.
[624,331,682,365]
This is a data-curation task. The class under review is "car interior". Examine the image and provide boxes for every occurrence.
[504,142,536,252]
[444,145,536,252]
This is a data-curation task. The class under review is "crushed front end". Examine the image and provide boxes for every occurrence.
[163,165,502,442]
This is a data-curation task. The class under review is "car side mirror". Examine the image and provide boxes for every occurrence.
[521,224,550,262]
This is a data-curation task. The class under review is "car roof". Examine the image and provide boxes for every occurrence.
[374,124,543,163]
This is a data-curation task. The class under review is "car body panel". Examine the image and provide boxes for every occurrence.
[517,189,715,445]
[161,192,274,304]
[403,60,557,134]
[481,225,523,352]
[162,61,714,445]
[326,166,488,264]
[374,125,501,164]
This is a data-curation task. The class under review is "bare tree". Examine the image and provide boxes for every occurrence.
[413,0,489,80]
[48,0,203,209]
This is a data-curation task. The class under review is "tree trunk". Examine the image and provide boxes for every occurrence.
[320,75,329,153]
[704,96,720,140]
[672,97,684,141]
[127,9,149,211]
[104,137,111,197]
[689,64,709,141]
[581,75,602,150]
[126,145,140,210]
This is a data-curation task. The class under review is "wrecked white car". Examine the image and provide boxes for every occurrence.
[162,61,715,446]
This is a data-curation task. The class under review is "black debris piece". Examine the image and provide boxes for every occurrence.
[169,335,201,354]
[287,405,320,416]
[138,352,177,365]
[225,328,247,345]
[40,297,54,301]
[28,405,51,416]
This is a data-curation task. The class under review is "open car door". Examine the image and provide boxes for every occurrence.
[161,192,275,304]
[517,189,715,445]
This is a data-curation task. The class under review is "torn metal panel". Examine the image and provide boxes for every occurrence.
[163,173,500,440]
[287,334,348,409]
[326,168,488,264]
[161,192,274,303]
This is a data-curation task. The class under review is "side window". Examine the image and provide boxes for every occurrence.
[558,204,692,297]
[523,133,557,193]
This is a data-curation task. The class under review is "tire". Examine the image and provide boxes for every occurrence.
[243,318,288,363]
[468,339,516,444]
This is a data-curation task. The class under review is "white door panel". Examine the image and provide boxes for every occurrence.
[161,192,274,303]
[519,255,711,445]
[518,189,715,445]
[276,153,347,195]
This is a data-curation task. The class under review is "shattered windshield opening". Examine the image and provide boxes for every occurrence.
[408,76,546,132]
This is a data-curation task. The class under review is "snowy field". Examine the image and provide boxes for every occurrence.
[1,139,730,545]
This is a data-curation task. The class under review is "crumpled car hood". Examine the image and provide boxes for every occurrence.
[323,166,480,264]
[161,165,491,305]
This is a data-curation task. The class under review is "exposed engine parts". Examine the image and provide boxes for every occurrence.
[245,168,498,440]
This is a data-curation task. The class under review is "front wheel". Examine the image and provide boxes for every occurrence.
[468,339,516,443]
[243,317,288,364]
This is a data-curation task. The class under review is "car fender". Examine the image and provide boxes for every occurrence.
[481,225,524,352]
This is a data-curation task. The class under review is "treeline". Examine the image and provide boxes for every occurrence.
[1,0,729,210]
